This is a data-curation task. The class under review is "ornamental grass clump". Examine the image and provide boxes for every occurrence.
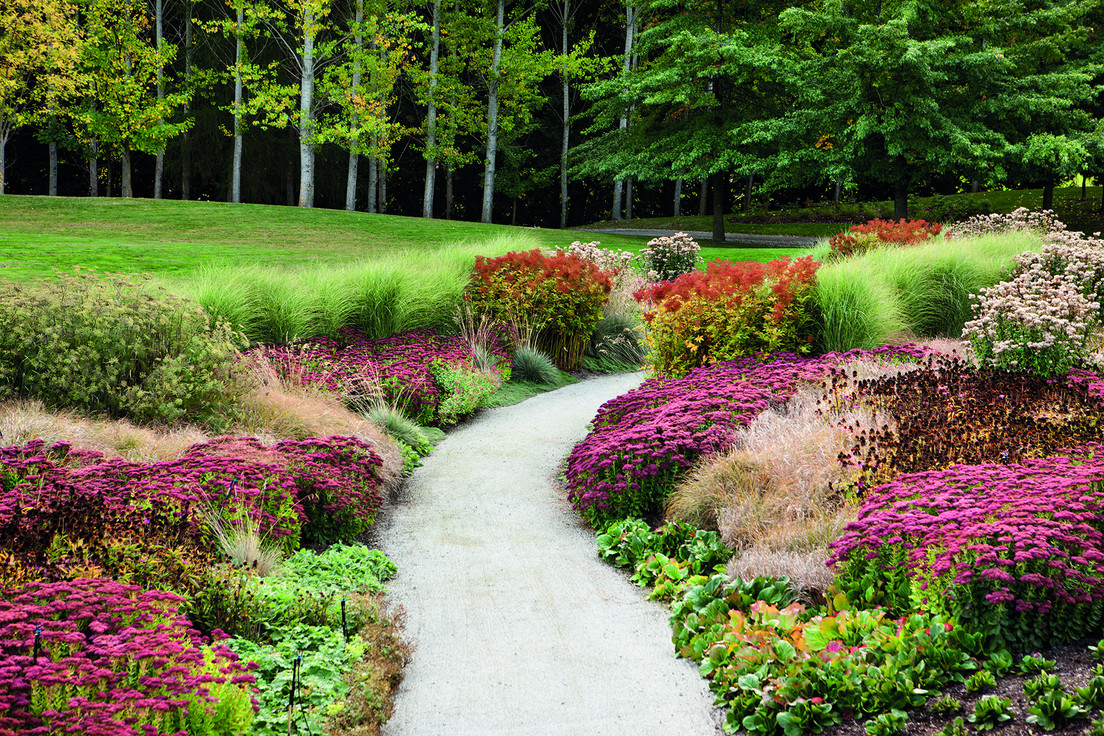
[0,269,245,429]
[830,443,1104,651]
[640,231,702,281]
[964,235,1104,377]
[465,249,612,371]
[634,257,820,377]
[0,578,257,736]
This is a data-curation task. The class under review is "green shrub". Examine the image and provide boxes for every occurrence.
[635,257,820,377]
[466,249,612,371]
[431,361,501,426]
[511,347,560,385]
[0,269,245,428]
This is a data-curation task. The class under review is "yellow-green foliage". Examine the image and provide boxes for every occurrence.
[0,269,245,428]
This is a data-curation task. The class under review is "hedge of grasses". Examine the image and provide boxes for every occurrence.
[809,231,1041,351]
[183,244,492,345]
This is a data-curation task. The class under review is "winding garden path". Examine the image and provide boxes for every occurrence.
[376,373,724,736]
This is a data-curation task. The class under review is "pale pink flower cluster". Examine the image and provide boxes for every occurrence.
[945,207,1066,239]
[640,231,702,282]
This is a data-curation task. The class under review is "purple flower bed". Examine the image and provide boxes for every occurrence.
[256,327,510,426]
[564,345,929,526]
[829,443,1104,650]
[0,578,257,736]
[0,435,384,585]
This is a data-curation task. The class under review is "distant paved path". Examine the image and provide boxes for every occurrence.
[579,227,820,248]
[376,374,724,736]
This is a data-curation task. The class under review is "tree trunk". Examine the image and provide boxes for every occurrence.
[673,178,681,217]
[367,148,378,213]
[1042,179,1055,211]
[446,166,454,219]
[297,4,317,208]
[1082,175,1087,200]
[0,132,6,194]
[121,146,133,198]
[743,173,753,213]
[106,158,112,197]
[971,179,979,193]
[379,156,387,213]
[231,5,244,204]
[49,143,58,196]
[558,0,570,229]
[345,0,364,212]
[423,0,440,218]
[89,138,98,196]
[154,0,164,199]
[699,178,707,215]
[833,178,841,205]
[612,5,634,222]
[893,176,909,220]
[711,171,725,243]
[182,7,193,199]
[625,177,633,219]
[480,0,505,224]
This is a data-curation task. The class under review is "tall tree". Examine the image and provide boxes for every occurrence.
[0,0,80,195]
[757,0,1101,219]
[421,0,440,217]
[80,0,190,198]
[579,0,785,241]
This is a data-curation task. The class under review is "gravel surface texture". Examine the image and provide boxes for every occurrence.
[376,372,724,736]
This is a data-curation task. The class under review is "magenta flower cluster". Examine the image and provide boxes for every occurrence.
[0,578,257,735]
[255,327,510,426]
[1,434,384,578]
[829,443,1104,645]
[564,346,930,523]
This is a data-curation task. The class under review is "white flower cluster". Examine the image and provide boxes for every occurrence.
[963,236,1104,376]
[640,231,703,282]
[560,240,637,275]
[945,207,1066,239]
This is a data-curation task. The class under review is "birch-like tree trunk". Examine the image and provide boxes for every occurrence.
[673,178,681,216]
[344,0,363,211]
[49,140,57,196]
[122,146,133,198]
[0,130,7,194]
[422,0,440,217]
[480,0,505,224]
[154,0,164,198]
[379,155,387,212]
[89,138,99,196]
[367,144,377,213]
[445,166,453,219]
[297,3,317,208]
[611,4,633,220]
[231,5,244,203]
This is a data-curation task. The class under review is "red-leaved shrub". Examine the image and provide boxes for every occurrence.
[828,218,942,258]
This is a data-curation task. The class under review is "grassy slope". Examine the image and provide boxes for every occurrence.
[0,196,797,282]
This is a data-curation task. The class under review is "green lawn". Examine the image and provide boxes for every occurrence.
[0,195,797,282]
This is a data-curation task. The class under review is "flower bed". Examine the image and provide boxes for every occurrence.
[0,578,257,736]
[564,346,929,526]
[256,327,510,427]
[830,443,1104,650]
[0,435,384,587]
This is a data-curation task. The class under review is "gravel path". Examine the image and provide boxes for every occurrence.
[376,373,724,736]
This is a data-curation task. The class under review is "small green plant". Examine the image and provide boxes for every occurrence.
[1026,689,1089,730]
[969,696,1014,730]
[1092,716,1104,736]
[985,649,1015,677]
[1076,676,1104,710]
[430,360,500,425]
[936,716,969,736]
[931,695,963,715]
[510,347,560,385]
[1024,672,1064,701]
[965,668,997,693]
[864,708,907,736]
[1089,637,1104,661]
[1020,654,1057,675]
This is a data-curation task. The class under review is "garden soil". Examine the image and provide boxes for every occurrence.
[373,373,726,736]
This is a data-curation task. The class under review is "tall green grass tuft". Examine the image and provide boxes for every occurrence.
[811,232,1039,351]
[180,241,506,344]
